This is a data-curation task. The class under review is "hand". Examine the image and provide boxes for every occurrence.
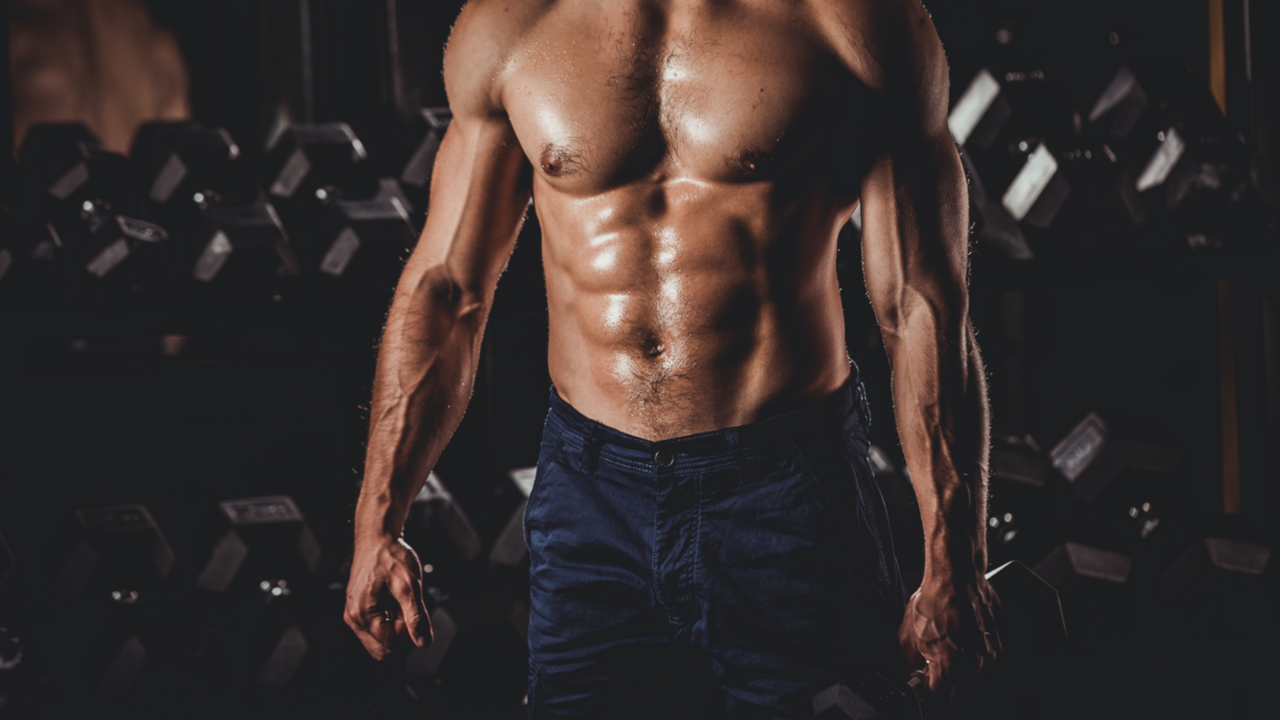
[344,535,432,660]
[897,574,1001,708]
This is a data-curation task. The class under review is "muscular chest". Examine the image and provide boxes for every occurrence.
[501,7,873,191]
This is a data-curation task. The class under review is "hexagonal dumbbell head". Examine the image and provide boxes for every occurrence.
[489,467,537,569]
[812,666,922,720]
[1160,538,1270,637]
[405,473,482,588]
[400,108,452,189]
[46,505,176,602]
[405,590,528,703]
[264,123,375,203]
[1033,543,1134,645]
[131,121,256,231]
[196,496,323,597]
[188,199,299,289]
[1049,412,1181,503]
[19,124,131,211]
[314,183,414,282]
[78,211,172,305]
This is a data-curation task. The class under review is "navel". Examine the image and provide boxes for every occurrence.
[642,336,666,359]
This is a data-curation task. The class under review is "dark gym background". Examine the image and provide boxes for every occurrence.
[0,0,1278,718]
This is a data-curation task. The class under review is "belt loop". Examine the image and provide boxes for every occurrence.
[581,419,600,476]
[724,428,757,483]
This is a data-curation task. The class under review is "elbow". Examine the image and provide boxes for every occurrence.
[409,265,491,323]
[872,279,969,345]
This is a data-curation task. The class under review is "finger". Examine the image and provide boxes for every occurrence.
[344,603,393,660]
[391,573,431,648]
[371,606,400,648]
[346,608,392,660]
[926,654,950,696]
[899,626,926,670]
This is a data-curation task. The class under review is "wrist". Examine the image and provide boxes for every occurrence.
[353,512,404,549]
[923,527,986,583]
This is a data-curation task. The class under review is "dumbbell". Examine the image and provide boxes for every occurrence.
[29,590,194,699]
[405,473,484,590]
[0,218,66,310]
[240,594,312,690]
[404,586,529,704]
[195,495,323,600]
[262,123,416,290]
[313,178,416,293]
[1077,63,1257,249]
[131,121,257,231]
[43,504,176,602]
[262,123,376,241]
[1160,537,1272,638]
[1048,412,1181,504]
[19,124,172,305]
[397,108,452,222]
[182,197,299,300]
[489,467,537,570]
[959,151,1032,260]
[0,156,61,308]
[1034,542,1135,647]
[132,122,300,296]
[984,431,1062,568]
[813,560,1067,719]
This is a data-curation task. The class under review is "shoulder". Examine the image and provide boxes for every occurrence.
[444,0,556,117]
[810,0,949,130]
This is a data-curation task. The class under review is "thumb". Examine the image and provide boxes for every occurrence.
[897,602,926,670]
[393,574,432,648]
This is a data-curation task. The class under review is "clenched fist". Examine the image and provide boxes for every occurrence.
[898,574,1002,708]
[344,536,432,660]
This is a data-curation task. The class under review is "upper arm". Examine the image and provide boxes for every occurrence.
[839,0,968,335]
[396,0,536,311]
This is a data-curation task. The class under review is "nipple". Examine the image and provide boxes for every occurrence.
[737,151,774,175]
[540,149,564,176]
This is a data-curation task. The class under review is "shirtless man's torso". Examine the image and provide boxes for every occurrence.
[348,0,999,715]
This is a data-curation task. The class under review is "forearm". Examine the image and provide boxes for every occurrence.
[887,313,990,582]
[354,267,490,544]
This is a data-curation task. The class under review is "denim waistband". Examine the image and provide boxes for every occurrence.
[544,368,868,475]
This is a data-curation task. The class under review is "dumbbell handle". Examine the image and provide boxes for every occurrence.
[907,670,926,691]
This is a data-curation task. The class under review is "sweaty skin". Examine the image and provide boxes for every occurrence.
[347,0,999,706]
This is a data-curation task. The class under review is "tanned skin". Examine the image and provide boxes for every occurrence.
[346,0,999,707]
[10,0,190,153]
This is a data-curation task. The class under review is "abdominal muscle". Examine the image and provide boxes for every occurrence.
[537,175,855,441]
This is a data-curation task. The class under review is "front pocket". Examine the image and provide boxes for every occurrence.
[523,437,566,550]
[790,436,856,519]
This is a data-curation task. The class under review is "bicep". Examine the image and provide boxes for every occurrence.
[859,130,969,336]
[396,0,533,308]
[398,114,531,307]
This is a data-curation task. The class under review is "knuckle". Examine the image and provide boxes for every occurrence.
[389,574,410,595]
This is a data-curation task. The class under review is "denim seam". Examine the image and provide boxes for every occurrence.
[694,473,702,588]
[651,482,664,623]
[524,437,568,552]
[789,439,837,517]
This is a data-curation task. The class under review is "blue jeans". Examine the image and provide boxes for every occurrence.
[523,372,905,719]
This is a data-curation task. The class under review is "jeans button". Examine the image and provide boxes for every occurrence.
[654,449,675,467]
